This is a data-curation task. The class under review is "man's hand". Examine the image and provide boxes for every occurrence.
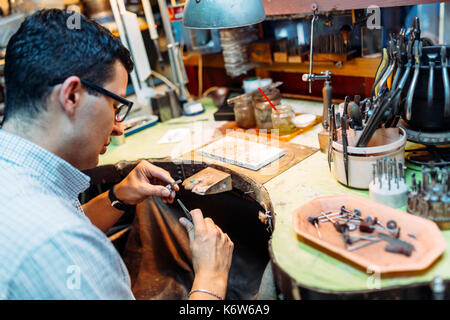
[114,160,179,205]
[180,209,234,299]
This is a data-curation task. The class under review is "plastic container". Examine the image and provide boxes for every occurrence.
[271,105,296,136]
[233,96,256,129]
[369,178,408,209]
[253,88,281,130]
[331,127,407,189]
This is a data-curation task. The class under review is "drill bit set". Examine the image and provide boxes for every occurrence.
[369,157,409,209]
[407,163,450,225]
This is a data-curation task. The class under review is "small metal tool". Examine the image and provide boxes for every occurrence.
[372,163,376,185]
[319,211,339,223]
[317,210,341,220]
[308,216,322,239]
[166,179,182,191]
[347,239,381,251]
[406,40,422,121]
[177,199,193,223]
[377,232,414,256]
[341,114,349,186]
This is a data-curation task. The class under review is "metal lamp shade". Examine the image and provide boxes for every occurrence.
[183,0,266,29]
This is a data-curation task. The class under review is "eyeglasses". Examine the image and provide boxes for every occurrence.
[80,79,133,122]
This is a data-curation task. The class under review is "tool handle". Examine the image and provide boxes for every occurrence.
[428,61,435,109]
[405,64,420,121]
[371,48,389,97]
[405,41,421,121]
[385,243,412,256]
[391,64,402,90]
[322,80,333,129]
[442,46,450,119]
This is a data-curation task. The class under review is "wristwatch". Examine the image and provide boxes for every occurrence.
[108,186,134,211]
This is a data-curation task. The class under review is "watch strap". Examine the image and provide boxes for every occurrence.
[108,186,134,211]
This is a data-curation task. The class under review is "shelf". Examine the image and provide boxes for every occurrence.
[182,53,380,78]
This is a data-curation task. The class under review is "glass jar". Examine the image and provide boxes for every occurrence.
[233,96,256,129]
[253,88,281,130]
[271,104,297,136]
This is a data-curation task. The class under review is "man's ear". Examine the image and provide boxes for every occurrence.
[58,76,83,117]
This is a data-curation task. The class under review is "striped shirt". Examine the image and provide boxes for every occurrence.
[0,129,134,299]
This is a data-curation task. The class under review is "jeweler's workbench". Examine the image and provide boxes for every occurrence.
[99,98,450,298]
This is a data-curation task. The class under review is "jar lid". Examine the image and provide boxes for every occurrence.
[254,88,280,101]
[275,104,292,111]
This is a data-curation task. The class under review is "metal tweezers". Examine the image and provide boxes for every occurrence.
[177,199,193,223]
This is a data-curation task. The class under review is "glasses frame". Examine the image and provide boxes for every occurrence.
[80,79,133,122]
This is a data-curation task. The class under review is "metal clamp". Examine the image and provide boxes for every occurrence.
[259,209,274,233]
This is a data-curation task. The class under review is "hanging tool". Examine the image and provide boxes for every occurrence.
[441,46,450,119]
[340,24,352,51]
[341,114,349,186]
[412,17,421,42]
[385,31,413,128]
[371,48,389,96]
[375,40,397,97]
[177,199,193,223]
[391,28,406,91]
[405,41,422,120]
[427,52,439,109]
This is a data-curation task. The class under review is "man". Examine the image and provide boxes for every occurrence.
[0,9,233,299]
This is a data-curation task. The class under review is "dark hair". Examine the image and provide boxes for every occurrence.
[4,9,134,121]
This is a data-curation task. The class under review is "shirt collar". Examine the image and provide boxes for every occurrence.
[0,129,91,200]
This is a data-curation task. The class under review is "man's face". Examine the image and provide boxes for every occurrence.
[74,61,128,170]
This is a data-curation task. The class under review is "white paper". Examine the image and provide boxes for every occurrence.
[157,128,190,144]
[198,136,285,171]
